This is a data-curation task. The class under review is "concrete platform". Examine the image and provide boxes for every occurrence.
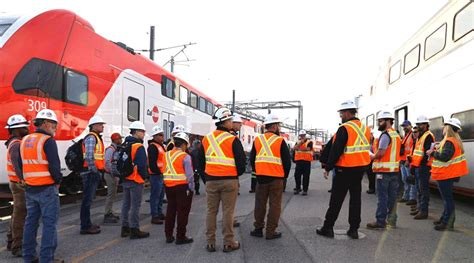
[1,166,473,262]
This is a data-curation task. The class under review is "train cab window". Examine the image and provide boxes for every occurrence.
[199,97,206,112]
[404,45,420,74]
[206,102,215,115]
[389,60,401,84]
[0,24,12,36]
[12,58,63,100]
[179,85,188,104]
[453,1,473,41]
[127,97,140,122]
[190,92,198,109]
[361,117,367,127]
[452,110,474,141]
[65,70,88,105]
[161,76,175,99]
[424,23,447,61]
[366,114,375,130]
[429,116,444,142]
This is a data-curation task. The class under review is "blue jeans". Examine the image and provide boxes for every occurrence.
[80,171,100,230]
[415,166,431,213]
[375,173,399,225]
[122,181,144,228]
[437,178,457,225]
[23,186,59,262]
[400,164,416,200]
[149,175,165,217]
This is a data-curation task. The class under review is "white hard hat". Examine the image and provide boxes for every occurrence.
[213,107,233,123]
[338,100,358,111]
[377,111,395,120]
[415,115,429,124]
[232,114,243,123]
[172,125,185,134]
[34,109,58,123]
[444,118,462,130]
[129,121,146,131]
[151,126,164,136]
[5,114,29,129]
[299,129,307,136]
[263,113,281,125]
[173,132,189,145]
[88,116,106,126]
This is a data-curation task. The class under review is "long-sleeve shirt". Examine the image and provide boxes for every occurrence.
[5,137,22,180]
[147,141,165,175]
[432,141,455,162]
[124,136,149,180]
[197,127,247,181]
[249,132,292,184]
[104,143,120,176]
[183,155,195,190]
[419,130,434,167]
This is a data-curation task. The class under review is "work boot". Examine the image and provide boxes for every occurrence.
[294,189,301,195]
[316,227,334,238]
[433,218,443,225]
[121,226,130,238]
[366,222,386,230]
[80,227,101,235]
[434,223,453,231]
[151,217,163,225]
[249,189,255,193]
[166,236,175,244]
[302,191,308,196]
[414,212,428,220]
[410,210,419,216]
[398,199,408,203]
[104,213,119,224]
[158,213,166,220]
[366,189,375,194]
[406,200,417,206]
[6,240,12,251]
[250,228,264,238]
[266,232,282,240]
[130,228,150,239]
[346,229,359,239]
[175,237,194,245]
[11,247,22,257]
[195,191,200,195]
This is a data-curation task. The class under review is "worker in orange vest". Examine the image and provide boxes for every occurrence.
[20,109,63,263]
[317,100,371,239]
[427,118,468,231]
[367,111,402,230]
[148,126,167,225]
[399,120,416,204]
[293,130,313,195]
[4,114,30,257]
[198,107,246,253]
[249,113,291,239]
[164,132,195,245]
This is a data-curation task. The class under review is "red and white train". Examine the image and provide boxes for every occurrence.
[0,9,260,193]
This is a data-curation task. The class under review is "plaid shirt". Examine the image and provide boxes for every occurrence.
[83,135,97,170]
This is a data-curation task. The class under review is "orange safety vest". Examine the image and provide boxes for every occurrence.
[431,137,469,180]
[400,131,413,161]
[411,130,434,167]
[163,149,188,187]
[20,133,55,186]
[372,128,402,173]
[6,138,21,183]
[125,143,145,184]
[82,132,105,170]
[334,119,371,167]
[202,130,237,176]
[254,132,284,177]
[294,140,313,162]
[148,142,166,174]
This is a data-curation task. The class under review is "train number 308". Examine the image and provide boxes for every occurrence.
[27,99,47,112]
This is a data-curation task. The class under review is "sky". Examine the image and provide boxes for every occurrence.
[2,0,448,133]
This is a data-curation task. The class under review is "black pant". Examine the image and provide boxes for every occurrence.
[194,171,206,193]
[294,161,311,191]
[367,166,375,191]
[250,173,257,191]
[323,169,364,230]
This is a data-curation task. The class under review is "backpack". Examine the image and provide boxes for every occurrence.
[65,139,84,172]
[115,141,135,179]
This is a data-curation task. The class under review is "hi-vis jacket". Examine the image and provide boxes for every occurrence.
[431,137,469,180]
[411,130,435,167]
[82,132,105,171]
[372,128,402,173]
[254,132,285,177]
[163,148,188,187]
[294,140,313,162]
[202,130,238,176]
[333,119,371,168]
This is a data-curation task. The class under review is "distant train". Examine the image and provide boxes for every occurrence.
[358,0,473,196]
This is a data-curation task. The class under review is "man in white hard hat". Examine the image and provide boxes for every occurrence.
[148,126,167,225]
[20,109,63,262]
[167,125,185,151]
[367,111,402,230]
[231,115,243,136]
[293,129,313,195]
[198,107,246,252]
[4,114,30,257]
[103,132,123,224]
[249,113,292,240]
[317,100,371,239]
[121,121,150,239]
[80,116,106,235]
[410,115,435,220]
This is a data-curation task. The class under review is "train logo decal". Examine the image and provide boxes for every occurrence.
[152,106,159,123]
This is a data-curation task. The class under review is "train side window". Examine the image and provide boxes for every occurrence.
[127,97,140,122]
[366,114,375,130]
[424,23,447,61]
[361,117,367,127]
[199,97,206,112]
[189,92,198,109]
[161,76,175,99]
[395,106,408,135]
[453,1,473,42]
[179,85,188,104]
[206,101,215,115]
[12,58,63,100]
[404,44,420,74]
[0,24,12,36]
[65,70,88,105]
[389,60,401,84]
[429,116,444,142]
[452,110,474,141]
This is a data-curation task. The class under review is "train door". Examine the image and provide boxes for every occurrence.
[395,106,408,136]
[161,111,175,141]
[122,77,145,135]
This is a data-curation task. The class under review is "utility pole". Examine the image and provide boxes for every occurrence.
[149,26,155,60]
[170,57,175,73]
[232,90,235,113]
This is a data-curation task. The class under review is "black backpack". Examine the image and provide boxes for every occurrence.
[65,139,84,172]
[115,141,135,179]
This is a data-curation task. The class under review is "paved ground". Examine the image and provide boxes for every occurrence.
[1,165,473,263]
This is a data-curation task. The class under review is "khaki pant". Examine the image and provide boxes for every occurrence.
[254,179,283,235]
[104,173,119,215]
[7,182,27,250]
[206,179,238,246]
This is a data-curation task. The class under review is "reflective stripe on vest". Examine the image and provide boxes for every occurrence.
[294,140,313,162]
[256,134,282,165]
[431,137,469,180]
[125,143,145,184]
[205,132,236,166]
[6,139,21,183]
[411,131,434,167]
[82,132,105,170]
[20,133,55,186]
[372,129,401,173]
[343,121,370,153]
[254,133,284,177]
[335,120,371,167]
[203,130,238,177]
[163,149,188,187]
[149,142,166,174]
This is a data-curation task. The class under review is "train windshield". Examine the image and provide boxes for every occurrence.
[0,15,19,37]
